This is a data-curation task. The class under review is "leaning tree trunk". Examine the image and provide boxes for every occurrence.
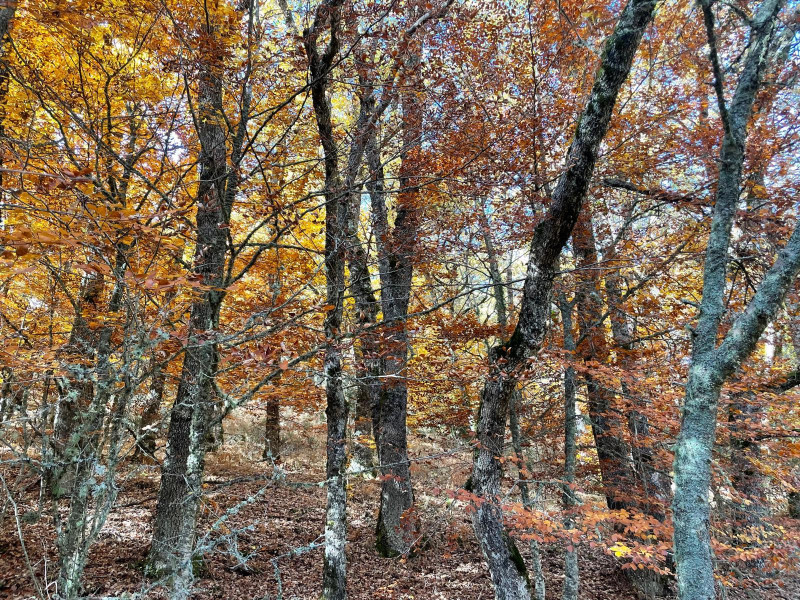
[469,0,658,597]
[672,2,791,598]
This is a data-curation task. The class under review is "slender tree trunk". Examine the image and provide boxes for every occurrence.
[345,96,381,473]
[672,3,791,598]
[56,261,129,599]
[137,356,166,461]
[304,4,349,597]
[558,295,579,600]
[602,242,670,598]
[50,270,104,497]
[728,391,766,531]
[788,304,800,519]
[470,2,658,596]
[482,201,543,597]
[509,392,545,600]
[605,261,671,516]
[0,0,14,233]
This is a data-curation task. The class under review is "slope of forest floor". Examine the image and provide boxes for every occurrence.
[1,420,797,599]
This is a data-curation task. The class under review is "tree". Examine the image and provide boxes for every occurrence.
[671,1,799,598]
[469,0,658,597]
[148,2,253,592]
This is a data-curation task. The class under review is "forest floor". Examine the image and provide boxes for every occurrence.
[0,417,797,599]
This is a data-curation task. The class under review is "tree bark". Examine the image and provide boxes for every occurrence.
[262,397,281,461]
[573,210,635,510]
[558,295,579,600]
[137,355,166,461]
[304,3,349,597]
[372,3,424,556]
[673,3,792,598]
[345,95,381,474]
[469,1,658,597]
[147,7,250,590]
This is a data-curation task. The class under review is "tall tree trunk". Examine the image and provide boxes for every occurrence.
[788,304,800,519]
[603,241,670,598]
[346,95,381,474]
[728,391,766,530]
[509,391,545,600]
[605,260,670,516]
[372,3,424,557]
[137,355,167,461]
[56,258,129,599]
[50,269,104,497]
[482,200,544,599]
[672,2,792,598]
[558,295,579,600]
[469,1,658,597]
[0,0,14,233]
[304,3,349,597]
[147,6,251,589]
[573,210,635,510]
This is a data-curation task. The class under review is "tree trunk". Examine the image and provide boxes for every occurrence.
[673,3,791,598]
[573,210,635,510]
[263,397,281,461]
[602,241,670,598]
[469,0,658,596]
[147,10,248,591]
[728,392,766,550]
[789,492,800,518]
[559,295,579,600]
[372,4,424,556]
[509,392,545,600]
[304,4,349,597]
[0,0,15,233]
[605,260,671,517]
[137,356,166,461]
[345,95,381,474]
[49,270,104,497]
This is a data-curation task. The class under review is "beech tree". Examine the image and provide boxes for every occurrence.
[672,1,799,598]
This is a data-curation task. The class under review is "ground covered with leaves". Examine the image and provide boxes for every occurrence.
[1,428,797,600]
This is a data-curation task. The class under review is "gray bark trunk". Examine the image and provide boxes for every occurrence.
[304,4,349,597]
[509,392,545,600]
[558,295,579,600]
[470,1,658,597]
[673,2,791,598]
